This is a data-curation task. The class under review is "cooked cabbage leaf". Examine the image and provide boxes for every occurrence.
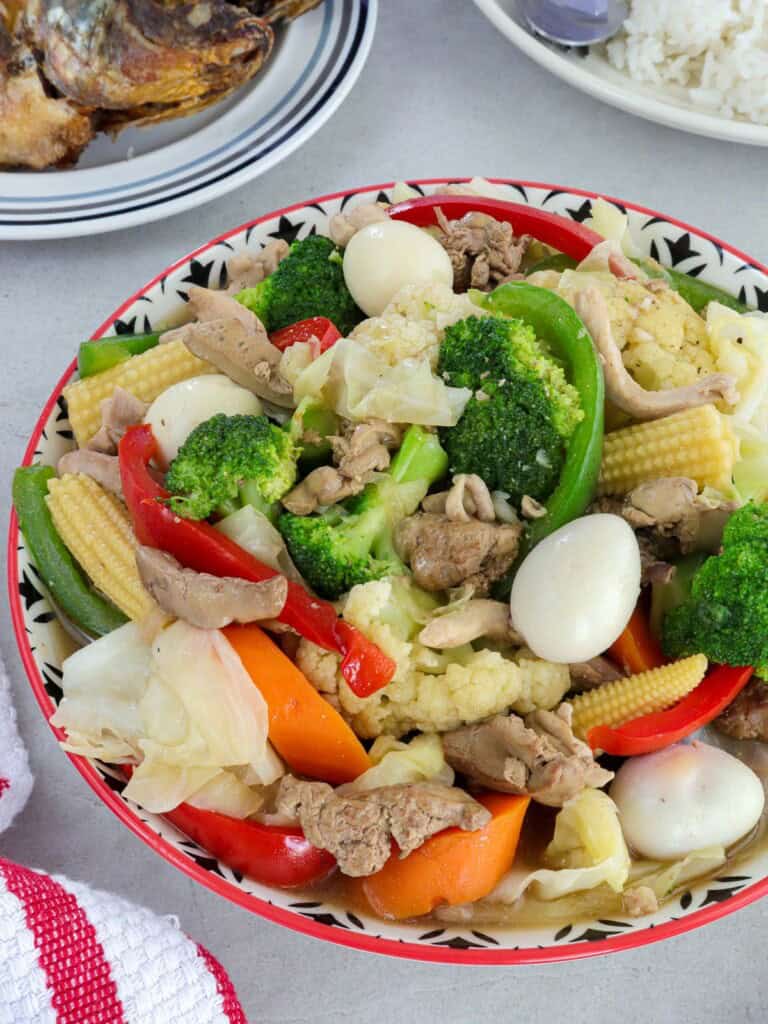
[282,337,471,427]
[53,620,282,815]
[629,846,726,901]
[337,733,454,795]
[584,198,642,257]
[183,769,269,819]
[732,422,768,504]
[51,621,152,762]
[216,505,303,582]
[706,302,768,431]
[489,788,630,903]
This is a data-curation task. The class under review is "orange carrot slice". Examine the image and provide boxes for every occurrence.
[609,603,666,675]
[358,792,530,920]
[223,624,370,785]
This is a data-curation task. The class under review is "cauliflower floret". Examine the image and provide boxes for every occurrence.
[538,202,723,398]
[623,289,716,391]
[343,648,568,738]
[297,578,570,738]
[350,282,485,369]
[295,640,339,696]
[558,269,715,392]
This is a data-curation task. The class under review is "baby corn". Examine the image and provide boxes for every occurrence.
[46,473,155,621]
[64,340,213,447]
[570,654,708,740]
[598,404,738,496]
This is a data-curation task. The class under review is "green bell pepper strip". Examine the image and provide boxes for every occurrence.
[475,282,605,552]
[77,332,160,378]
[669,269,743,311]
[631,258,749,314]
[12,466,127,636]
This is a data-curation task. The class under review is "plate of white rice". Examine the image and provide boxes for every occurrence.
[473,0,768,145]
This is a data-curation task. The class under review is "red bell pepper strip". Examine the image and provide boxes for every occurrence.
[388,194,603,262]
[118,425,395,695]
[270,317,342,353]
[334,620,398,699]
[121,765,334,887]
[164,801,336,888]
[587,664,754,757]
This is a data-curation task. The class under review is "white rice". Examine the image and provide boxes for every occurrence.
[604,0,768,124]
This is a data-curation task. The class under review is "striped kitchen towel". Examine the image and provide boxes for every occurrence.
[0,859,246,1024]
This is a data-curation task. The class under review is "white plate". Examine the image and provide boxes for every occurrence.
[0,0,376,240]
[473,0,768,147]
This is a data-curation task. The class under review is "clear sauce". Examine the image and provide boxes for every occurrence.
[297,752,768,931]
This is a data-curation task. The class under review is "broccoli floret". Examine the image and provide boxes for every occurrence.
[720,501,768,548]
[279,426,448,599]
[437,316,582,505]
[442,385,564,505]
[278,504,397,600]
[440,316,582,438]
[662,503,768,679]
[235,236,363,335]
[166,413,298,521]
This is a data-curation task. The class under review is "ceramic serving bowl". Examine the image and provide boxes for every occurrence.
[9,178,768,963]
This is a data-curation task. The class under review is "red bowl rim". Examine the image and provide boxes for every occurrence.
[9,177,768,964]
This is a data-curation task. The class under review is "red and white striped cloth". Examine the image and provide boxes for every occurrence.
[0,658,247,1023]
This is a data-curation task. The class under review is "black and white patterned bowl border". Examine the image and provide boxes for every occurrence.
[10,179,768,964]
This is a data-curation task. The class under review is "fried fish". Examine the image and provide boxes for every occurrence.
[0,0,323,168]
[0,21,93,168]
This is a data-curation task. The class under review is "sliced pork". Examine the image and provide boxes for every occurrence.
[57,451,123,497]
[395,513,522,595]
[86,387,148,454]
[442,704,613,807]
[434,209,530,291]
[135,546,287,629]
[276,776,490,876]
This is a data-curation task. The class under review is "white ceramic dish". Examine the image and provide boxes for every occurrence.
[9,178,768,962]
[473,0,768,147]
[0,0,376,241]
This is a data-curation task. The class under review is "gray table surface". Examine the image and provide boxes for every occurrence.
[2,2,767,1021]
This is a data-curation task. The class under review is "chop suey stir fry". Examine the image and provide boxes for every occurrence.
[15,181,768,925]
